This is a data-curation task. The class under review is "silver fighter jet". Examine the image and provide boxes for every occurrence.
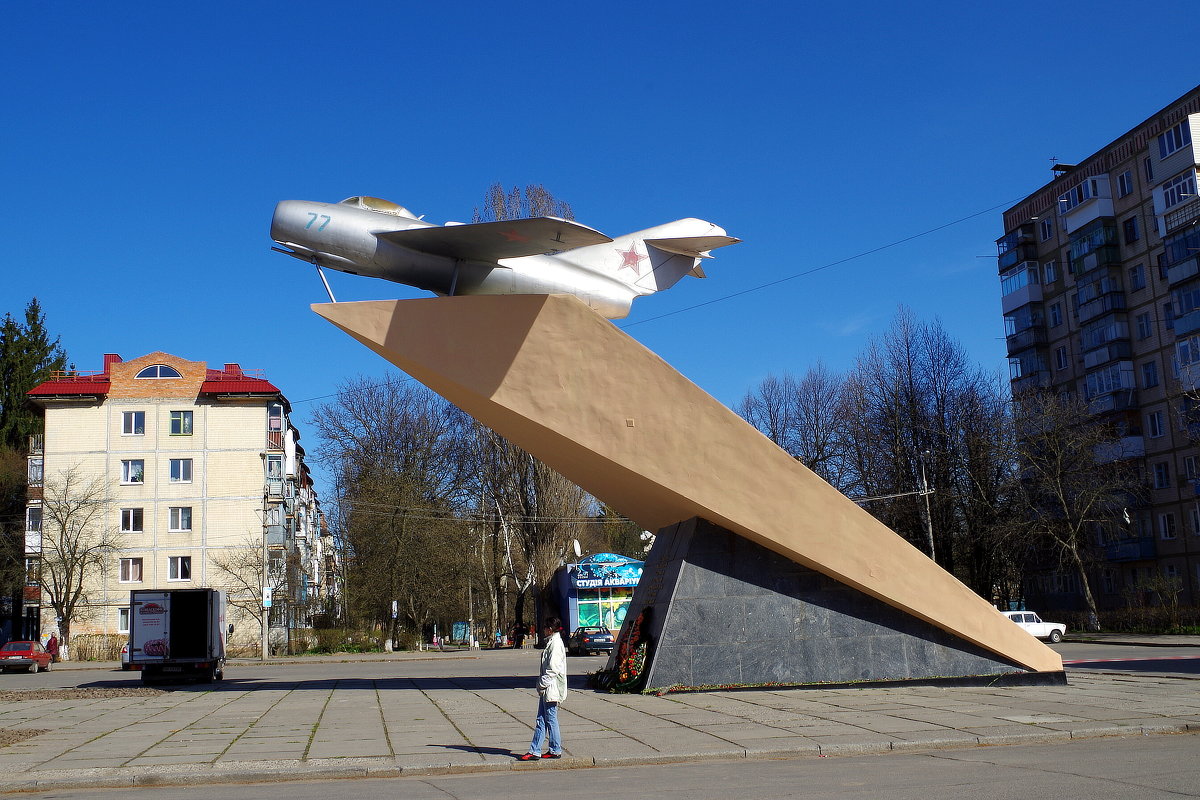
[270,196,739,318]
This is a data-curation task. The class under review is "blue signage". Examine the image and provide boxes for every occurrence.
[571,553,643,589]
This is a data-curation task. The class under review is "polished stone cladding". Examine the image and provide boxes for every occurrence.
[634,519,1033,691]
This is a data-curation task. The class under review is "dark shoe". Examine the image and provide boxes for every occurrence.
[518,753,540,761]
[542,752,562,759]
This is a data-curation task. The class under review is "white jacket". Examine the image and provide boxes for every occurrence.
[537,633,568,703]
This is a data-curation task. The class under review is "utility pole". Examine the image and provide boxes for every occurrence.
[919,450,936,562]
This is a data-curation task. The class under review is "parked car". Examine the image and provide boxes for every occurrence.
[0,640,53,673]
[121,641,132,670]
[1001,610,1066,643]
[568,626,615,656]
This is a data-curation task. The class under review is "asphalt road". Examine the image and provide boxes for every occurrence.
[15,732,1200,800]
[5,643,1196,690]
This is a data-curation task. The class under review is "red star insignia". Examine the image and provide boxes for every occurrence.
[616,242,647,275]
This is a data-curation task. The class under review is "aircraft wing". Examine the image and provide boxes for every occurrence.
[376,217,613,261]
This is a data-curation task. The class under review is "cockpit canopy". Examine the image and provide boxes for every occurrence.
[339,196,417,218]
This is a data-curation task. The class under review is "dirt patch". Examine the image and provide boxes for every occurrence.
[0,687,165,702]
[0,728,49,747]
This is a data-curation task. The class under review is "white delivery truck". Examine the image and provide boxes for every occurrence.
[129,588,228,683]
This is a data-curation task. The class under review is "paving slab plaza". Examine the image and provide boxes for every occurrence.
[0,644,1198,793]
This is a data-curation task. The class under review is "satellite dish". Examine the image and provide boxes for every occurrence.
[572,539,582,558]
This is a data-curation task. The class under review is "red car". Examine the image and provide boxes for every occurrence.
[1,640,53,673]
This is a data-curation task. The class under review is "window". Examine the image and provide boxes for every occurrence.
[27,457,43,485]
[1058,178,1104,213]
[1055,346,1069,371]
[169,506,192,532]
[1165,303,1176,330]
[120,507,144,533]
[1000,264,1039,296]
[1142,360,1159,389]
[1186,457,1198,481]
[122,411,145,435]
[1129,264,1146,291]
[1040,217,1054,242]
[1147,411,1165,438]
[1085,362,1132,399]
[1049,302,1063,328]
[119,558,143,583]
[135,364,182,379]
[118,607,130,634]
[1162,170,1197,210]
[121,459,145,485]
[25,506,41,532]
[1158,120,1192,159]
[1117,170,1133,197]
[1043,261,1058,284]
[1191,504,1200,535]
[1144,156,1154,183]
[1137,312,1153,339]
[169,410,193,436]
[169,458,193,483]
[1159,513,1177,540]
[1153,462,1171,489]
[169,556,192,581]
[1122,216,1140,245]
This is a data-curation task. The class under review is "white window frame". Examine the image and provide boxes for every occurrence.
[1055,346,1069,371]
[169,410,193,436]
[169,458,193,484]
[1162,170,1197,210]
[1154,462,1171,490]
[1043,261,1058,283]
[25,506,41,533]
[169,506,193,532]
[121,459,145,485]
[119,557,143,583]
[1040,217,1054,242]
[1159,512,1177,540]
[120,507,144,533]
[168,556,192,581]
[1190,502,1200,534]
[122,411,145,436]
[118,607,130,634]
[1147,411,1165,438]
[1117,170,1133,198]
[1159,120,1192,159]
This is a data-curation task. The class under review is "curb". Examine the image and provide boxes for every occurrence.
[2,724,1196,794]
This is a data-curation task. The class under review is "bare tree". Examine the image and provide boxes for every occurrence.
[737,362,852,491]
[37,465,124,655]
[1009,391,1144,630]
[209,533,292,657]
[473,183,574,223]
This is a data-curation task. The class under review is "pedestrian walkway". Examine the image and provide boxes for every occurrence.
[0,647,1197,793]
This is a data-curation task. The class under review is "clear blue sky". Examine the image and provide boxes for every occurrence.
[4,2,1196,493]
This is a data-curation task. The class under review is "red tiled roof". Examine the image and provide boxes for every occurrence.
[27,374,110,398]
[200,367,280,396]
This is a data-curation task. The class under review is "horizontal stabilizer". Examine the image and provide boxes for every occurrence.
[644,235,741,258]
[377,217,612,261]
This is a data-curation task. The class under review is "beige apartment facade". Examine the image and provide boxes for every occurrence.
[24,352,333,655]
[999,85,1200,610]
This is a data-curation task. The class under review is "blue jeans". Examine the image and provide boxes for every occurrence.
[529,695,561,755]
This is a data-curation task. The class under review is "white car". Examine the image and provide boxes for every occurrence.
[1002,610,1066,643]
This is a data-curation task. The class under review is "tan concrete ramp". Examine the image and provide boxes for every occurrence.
[314,294,1062,674]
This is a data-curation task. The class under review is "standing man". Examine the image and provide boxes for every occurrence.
[518,617,567,760]
[45,632,59,663]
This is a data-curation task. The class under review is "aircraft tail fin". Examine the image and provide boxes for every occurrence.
[557,218,739,295]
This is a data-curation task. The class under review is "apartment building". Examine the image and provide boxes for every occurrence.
[999,85,1200,610]
[23,351,334,654]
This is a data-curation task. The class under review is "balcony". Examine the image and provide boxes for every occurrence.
[1082,340,1133,369]
[1001,282,1043,315]
[1095,435,1145,463]
[1176,308,1200,337]
[1071,244,1121,276]
[266,525,287,547]
[1167,255,1200,286]
[998,242,1039,271]
[1077,292,1126,323]
[1005,327,1047,355]
[1012,370,1052,394]
[1088,390,1138,413]
[1102,537,1156,562]
[24,530,41,554]
[1164,198,1200,233]
[28,434,43,455]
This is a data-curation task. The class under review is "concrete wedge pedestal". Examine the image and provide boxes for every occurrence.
[314,295,1062,678]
